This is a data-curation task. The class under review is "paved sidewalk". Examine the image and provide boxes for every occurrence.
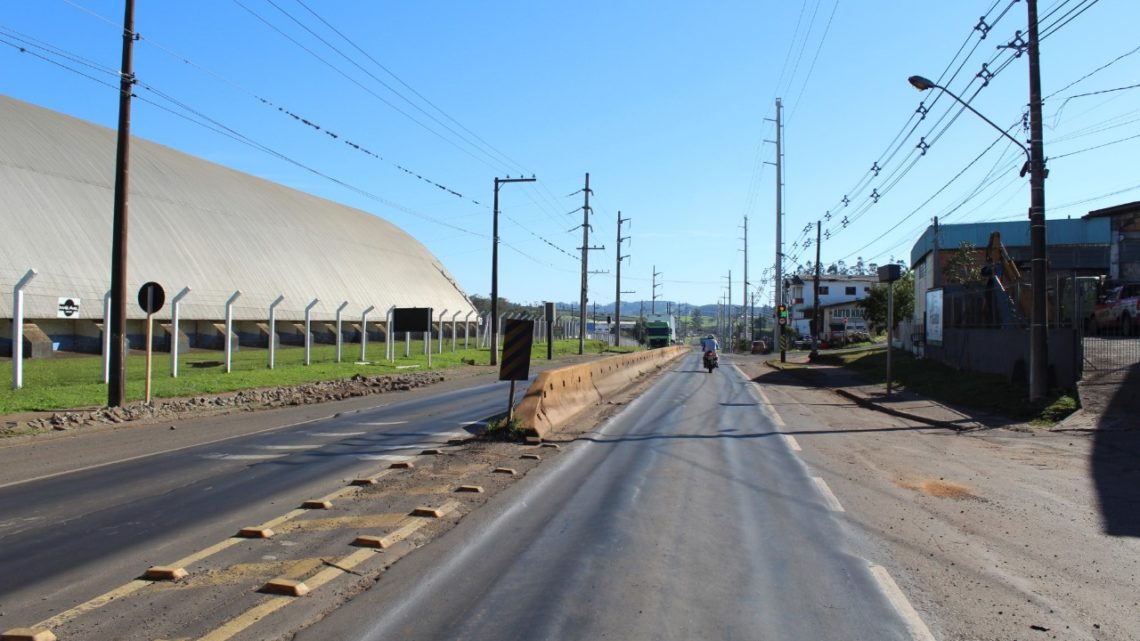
[760,352,1018,432]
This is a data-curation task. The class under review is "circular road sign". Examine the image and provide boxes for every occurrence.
[137,281,166,314]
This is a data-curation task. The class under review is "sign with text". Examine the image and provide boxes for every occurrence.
[57,297,81,318]
[925,289,944,346]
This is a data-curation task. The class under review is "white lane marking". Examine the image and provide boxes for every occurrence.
[358,421,408,426]
[305,431,366,437]
[755,387,787,428]
[258,444,321,450]
[869,564,937,641]
[200,453,288,461]
[783,434,802,451]
[355,454,415,462]
[441,430,470,439]
[459,421,487,427]
[812,476,845,512]
[0,414,331,490]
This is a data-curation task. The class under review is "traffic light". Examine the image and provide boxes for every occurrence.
[777,304,788,325]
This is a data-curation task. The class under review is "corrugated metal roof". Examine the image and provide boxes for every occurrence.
[0,95,477,322]
[908,218,1111,267]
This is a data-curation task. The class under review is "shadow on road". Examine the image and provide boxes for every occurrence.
[1092,361,1140,537]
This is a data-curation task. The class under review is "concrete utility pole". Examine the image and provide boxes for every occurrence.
[727,270,733,351]
[651,265,662,314]
[812,221,822,357]
[765,98,785,354]
[1026,0,1049,403]
[108,0,136,408]
[490,175,536,366]
[742,216,749,343]
[577,173,604,354]
[615,212,630,346]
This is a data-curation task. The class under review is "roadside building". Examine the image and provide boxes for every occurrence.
[1,94,477,359]
[784,274,876,339]
[1082,201,1140,282]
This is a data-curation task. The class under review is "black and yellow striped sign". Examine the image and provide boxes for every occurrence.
[499,319,534,381]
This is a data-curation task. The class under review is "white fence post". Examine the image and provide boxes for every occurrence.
[171,287,191,378]
[451,310,461,352]
[437,309,448,354]
[385,305,396,362]
[335,301,348,363]
[11,269,37,390]
[464,311,473,349]
[224,290,241,373]
[102,289,112,384]
[268,295,284,369]
[304,298,319,366]
[360,305,375,362]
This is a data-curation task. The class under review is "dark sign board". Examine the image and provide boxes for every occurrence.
[499,319,534,381]
[392,307,432,332]
[877,264,902,283]
[137,282,166,314]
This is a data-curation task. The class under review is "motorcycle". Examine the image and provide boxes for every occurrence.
[703,350,718,373]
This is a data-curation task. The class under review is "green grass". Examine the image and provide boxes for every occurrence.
[0,338,626,414]
[813,347,1078,423]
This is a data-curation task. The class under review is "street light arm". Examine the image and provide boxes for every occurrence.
[908,75,1031,166]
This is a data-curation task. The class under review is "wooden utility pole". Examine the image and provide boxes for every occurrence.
[108,0,136,408]
[742,216,749,342]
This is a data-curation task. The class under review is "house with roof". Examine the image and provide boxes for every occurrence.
[1083,201,1140,282]
[784,274,876,338]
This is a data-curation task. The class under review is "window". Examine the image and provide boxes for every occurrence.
[864,287,870,293]
[845,286,856,295]
[818,286,829,295]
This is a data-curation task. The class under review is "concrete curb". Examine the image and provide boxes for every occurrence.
[764,359,969,432]
[832,388,967,432]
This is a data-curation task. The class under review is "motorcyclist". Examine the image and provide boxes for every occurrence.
[700,334,719,354]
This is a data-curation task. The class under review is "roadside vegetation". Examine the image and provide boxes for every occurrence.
[807,345,1079,424]
[0,338,628,414]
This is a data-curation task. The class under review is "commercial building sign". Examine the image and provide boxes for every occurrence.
[57,297,80,318]
[926,289,943,346]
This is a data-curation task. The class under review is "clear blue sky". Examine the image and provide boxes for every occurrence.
[3,1,1137,309]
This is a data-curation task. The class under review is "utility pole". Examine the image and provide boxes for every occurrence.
[727,270,733,352]
[108,0,136,408]
[1027,0,1048,403]
[775,98,784,355]
[576,173,603,354]
[651,265,662,314]
[615,211,630,346]
[742,216,749,344]
[489,175,537,366]
[812,220,822,358]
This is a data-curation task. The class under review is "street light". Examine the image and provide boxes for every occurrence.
[907,76,1031,176]
[490,175,536,367]
[909,29,1049,404]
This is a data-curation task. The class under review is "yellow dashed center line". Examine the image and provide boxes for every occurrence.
[35,580,151,630]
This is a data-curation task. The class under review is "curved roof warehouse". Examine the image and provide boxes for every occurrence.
[0,94,477,354]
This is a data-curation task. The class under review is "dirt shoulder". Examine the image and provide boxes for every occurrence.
[735,355,1140,641]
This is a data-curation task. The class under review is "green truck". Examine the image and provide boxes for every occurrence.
[645,314,675,348]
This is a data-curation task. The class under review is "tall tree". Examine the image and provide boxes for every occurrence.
[858,271,915,332]
[944,241,983,285]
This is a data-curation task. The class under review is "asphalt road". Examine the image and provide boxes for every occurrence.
[297,354,921,641]
[0,378,511,624]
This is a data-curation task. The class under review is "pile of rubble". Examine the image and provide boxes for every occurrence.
[24,372,446,432]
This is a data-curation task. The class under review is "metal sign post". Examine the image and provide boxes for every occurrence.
[137,281,165,405]
[500,319,535,423]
